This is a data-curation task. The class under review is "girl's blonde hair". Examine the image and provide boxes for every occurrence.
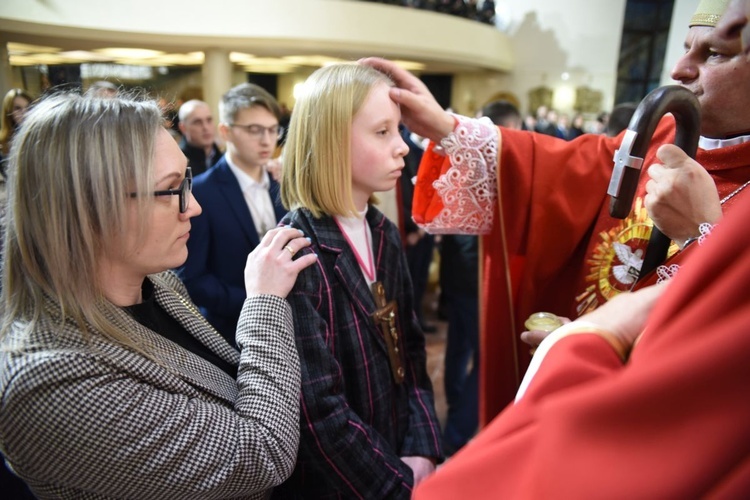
[281,63,393,217]
[1,92,164,351]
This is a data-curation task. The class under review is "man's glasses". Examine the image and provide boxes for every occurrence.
[228,123,283,140]
[129,168,193,213]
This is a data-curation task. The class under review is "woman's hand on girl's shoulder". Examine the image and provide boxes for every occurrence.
[244,226,317,298]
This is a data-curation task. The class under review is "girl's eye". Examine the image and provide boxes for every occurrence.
[377,129,388,136]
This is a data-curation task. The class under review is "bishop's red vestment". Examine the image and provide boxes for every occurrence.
[412,114,750,423]
[413,172,750,498]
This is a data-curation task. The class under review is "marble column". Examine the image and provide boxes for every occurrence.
[0,43,13,99]
[202,49,233,125]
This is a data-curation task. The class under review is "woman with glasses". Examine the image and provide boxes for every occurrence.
[0,92,317,499]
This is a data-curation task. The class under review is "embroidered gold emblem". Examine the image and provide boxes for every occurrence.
[576,198,653,316]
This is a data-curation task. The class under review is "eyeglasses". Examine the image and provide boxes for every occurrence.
[129,168,193,213]
[228,123,283,140]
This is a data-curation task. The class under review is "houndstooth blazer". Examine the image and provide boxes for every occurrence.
[0,271,300,499]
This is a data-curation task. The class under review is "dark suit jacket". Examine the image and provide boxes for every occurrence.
[179,156,286,344]
[179,139,222,176]
[439,234,479,297]
[272,206,443,499]
[400,125,424,236]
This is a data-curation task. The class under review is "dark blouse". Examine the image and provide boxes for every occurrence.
[125,279,236,377]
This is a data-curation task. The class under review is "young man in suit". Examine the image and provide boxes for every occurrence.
[179,83,286,344]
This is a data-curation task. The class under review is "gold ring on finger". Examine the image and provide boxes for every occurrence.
[284,245,296,257]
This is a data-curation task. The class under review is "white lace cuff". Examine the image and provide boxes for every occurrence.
[656,222,716,284]
[420,114,499,235]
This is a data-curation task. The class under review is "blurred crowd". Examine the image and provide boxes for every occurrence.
[516,102,637,140]
[366,0,496,25]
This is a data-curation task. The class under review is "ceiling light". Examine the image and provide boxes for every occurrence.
[134,53,205,66]
[242,57,290,66]
[293,82,306,99]
[80,63,154,80]
[8,55,43,66]
[243,63,297,74]
[9,53,77,65]
[7,42,61,54]
[94,48,165,59]
[283,55,347,67]
[392,60,426,71]
[58,51,113,62]
[230,52,256,63]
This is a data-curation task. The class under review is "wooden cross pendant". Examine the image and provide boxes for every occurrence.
[371,281,405,384]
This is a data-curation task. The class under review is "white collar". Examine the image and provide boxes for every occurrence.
[699,133,750,151]
[334,207,375,284]
[335,207,369,228]
[225,154,269,190]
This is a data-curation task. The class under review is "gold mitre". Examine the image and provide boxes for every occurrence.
[689,0,729,27]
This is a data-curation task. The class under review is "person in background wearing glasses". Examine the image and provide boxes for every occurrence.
[0,92,317,498]
[179,83,287,345]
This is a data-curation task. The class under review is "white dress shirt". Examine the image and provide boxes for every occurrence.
[225,156,277,237]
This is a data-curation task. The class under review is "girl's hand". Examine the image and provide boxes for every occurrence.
[401,456,436,487]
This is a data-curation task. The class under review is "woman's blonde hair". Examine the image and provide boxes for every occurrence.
[1,92,164,349]
[281,63,393,217]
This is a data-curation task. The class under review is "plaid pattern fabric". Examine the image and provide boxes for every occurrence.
[0,271,300,499]
[273,207,443,499]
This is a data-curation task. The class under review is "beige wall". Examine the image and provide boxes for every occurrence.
[0,0,512,113]
[1,0,703,119]
[0,0,512,72]
[451,0,702,118]
[453,0,627,116]
[662,0,701,85]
